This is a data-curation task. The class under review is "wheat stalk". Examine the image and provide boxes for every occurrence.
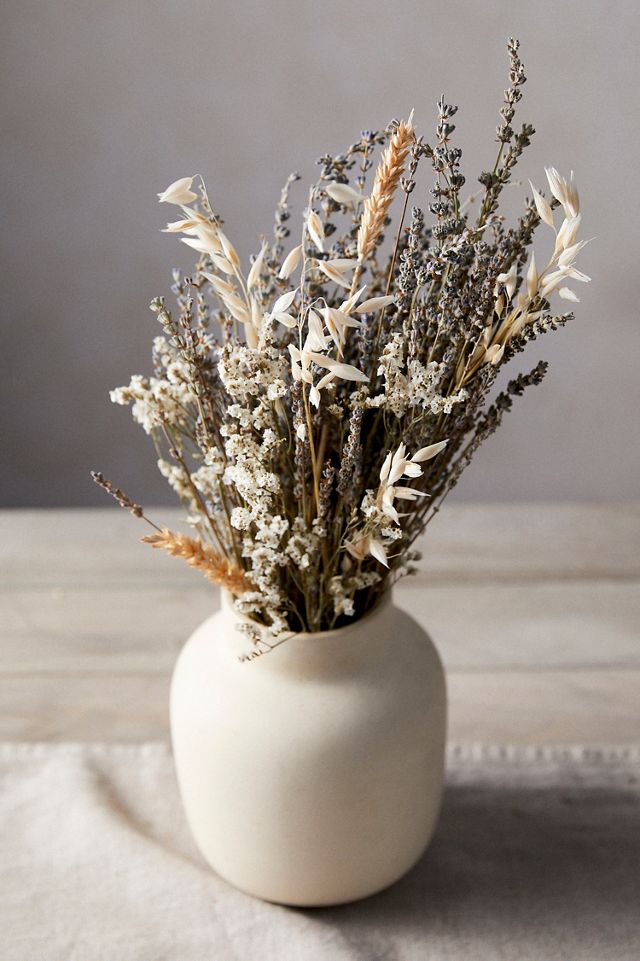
[141,529,251,595]
[356,117,415,262]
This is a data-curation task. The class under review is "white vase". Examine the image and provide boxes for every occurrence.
[170,589,447,906]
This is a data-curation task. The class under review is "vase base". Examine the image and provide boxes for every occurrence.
[201,837,434,908]
[171,594,447,910]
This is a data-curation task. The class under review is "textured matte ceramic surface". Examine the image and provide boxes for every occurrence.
[170,591,447,906]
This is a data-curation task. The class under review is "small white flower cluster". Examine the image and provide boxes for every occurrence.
[191,455,225,501]
[218,343,289,406]
[329,569,382,619]
[330,585,355,619]
[217,344,295,635]
[157,459,198,510]
[222,427,280,513]
[368,333,468,416]
[152,335,173,370]
[110,372,196,434]
[284,516,323,571]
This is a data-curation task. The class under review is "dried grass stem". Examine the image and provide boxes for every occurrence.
[142,528,251,595]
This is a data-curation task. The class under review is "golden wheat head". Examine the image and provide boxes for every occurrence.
[142,529,251,595]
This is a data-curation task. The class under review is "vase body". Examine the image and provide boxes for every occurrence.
[170,591,446,906]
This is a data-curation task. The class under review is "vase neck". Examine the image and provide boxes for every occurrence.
[219,590,396,679]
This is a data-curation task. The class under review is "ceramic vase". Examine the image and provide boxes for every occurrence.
[170,590,446,906]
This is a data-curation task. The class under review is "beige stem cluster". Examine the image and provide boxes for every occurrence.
[356,119,415,263]
[142,529,251,596]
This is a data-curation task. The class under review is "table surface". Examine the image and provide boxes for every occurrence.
[1,503,639,745]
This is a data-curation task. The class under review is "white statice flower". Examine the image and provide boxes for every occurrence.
[157,459,198,509]
[230,507,253,531]
[191,463,224,500]
[260,428,278,450]
[220,376,292,636]
[226,404,253,428]
[372,333,408,415]
[255,515,290,548]
[232,593,292,649]
[152,335,173,371]
[366,333,465,417]
[328,577,355,618]
[265,612,290,637]
[218,343,289,404]
[284,517,321,571]
[203,447,225,475]
[233,591,264,615]
[237,534,288,637]
[380,525,403,542]
[224,460,280,504]
[328,567,383,620]
[284,534,311,569]
[408,360,455,412]
[266,379,288,401]
[110,374,197,434]
[165,360,193,386]
[426,382,468,415]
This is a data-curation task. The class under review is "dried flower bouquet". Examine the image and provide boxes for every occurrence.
[95,39,589,640]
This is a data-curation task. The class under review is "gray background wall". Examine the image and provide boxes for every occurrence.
[2,0,638,507]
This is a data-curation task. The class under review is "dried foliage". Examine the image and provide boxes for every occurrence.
[96,39,590,637]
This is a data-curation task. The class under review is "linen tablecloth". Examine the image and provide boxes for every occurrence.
[2,742,639,960]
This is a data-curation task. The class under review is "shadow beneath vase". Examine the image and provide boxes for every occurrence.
[297,780,640,959]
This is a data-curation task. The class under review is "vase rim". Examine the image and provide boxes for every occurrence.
[220,587,394,644]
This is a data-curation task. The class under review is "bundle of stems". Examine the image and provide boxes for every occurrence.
[95,39,589,639]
